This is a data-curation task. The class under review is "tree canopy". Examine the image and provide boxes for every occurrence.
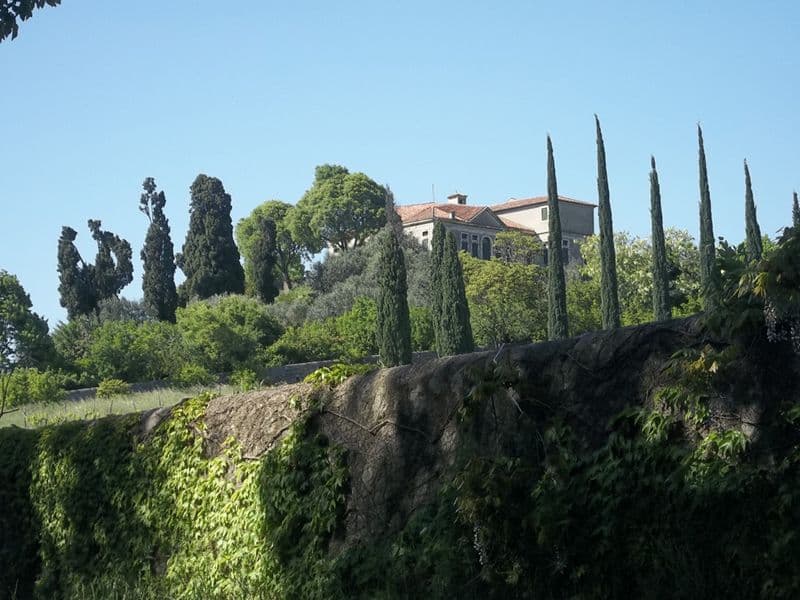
[236,200,307,293]
[0,270,54,371]
[290,164,387,253]
[177,174,245,303]
[0,0,61,42]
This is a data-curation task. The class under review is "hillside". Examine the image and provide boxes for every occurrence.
[2,316,799,599]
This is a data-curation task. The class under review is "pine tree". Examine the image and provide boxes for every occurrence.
[177,174,245,302]
[546,135,568,340]
[650,156,671,321]
[743,160,763,263]
[430,221,447,355]
[250,215,280,303]
[697,125,719,311]
[140,177,178,321]
[793,191,800,229]
[595,115,621,329]
[376,191,412,366]
[438,231,474,356]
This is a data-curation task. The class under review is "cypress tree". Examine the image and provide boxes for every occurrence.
[743,160,763,263]
[546,135,568,340]
[376,190,412,366]
[595,115,621,329]
[57,226,92,319]
[793,191,800,229]
[697,125,719,311]
[250,215,280,304]
[438,231,473,356]
[650,156,671,321]
[430,221,447,355]
[140,177,178,321]
[177,174,245,303]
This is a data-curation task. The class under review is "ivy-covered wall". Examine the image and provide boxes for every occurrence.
[2,324,800,599]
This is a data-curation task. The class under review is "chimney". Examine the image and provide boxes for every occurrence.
[447,193,467,205]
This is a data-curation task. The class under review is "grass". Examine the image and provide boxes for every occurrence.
[0,384,238,429]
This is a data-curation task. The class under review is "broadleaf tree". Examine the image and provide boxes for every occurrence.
[290,164,387,253]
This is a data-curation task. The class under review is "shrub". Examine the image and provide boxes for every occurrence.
[0,368,66,409]
[96,378,131,399]
[177,295,283,373]
[230,368,260,392]
[172,363,215,388]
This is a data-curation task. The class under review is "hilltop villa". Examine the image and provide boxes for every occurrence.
[396,193,596,264]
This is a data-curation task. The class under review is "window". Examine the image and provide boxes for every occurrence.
[460,232,469,252]
[481,237,492,259]
[541,207,548,220]
[422,230,428,236]
[471,242,479,257]
[562,239,570,264]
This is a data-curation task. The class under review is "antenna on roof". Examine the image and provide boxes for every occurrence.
[432,184,436,203]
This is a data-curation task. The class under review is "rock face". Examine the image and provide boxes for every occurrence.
[200,316,794,547]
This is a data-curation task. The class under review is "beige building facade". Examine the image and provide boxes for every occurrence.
[397,193,595,264]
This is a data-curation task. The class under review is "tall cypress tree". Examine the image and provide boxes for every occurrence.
[792,191,800,229]
[595,115,621,329]
[438,231,473,356]
[650,156,670,322]
[57,226,92,319]
[743,160,763,263]
[376,190,412,366]
[177,174,245,303]
[697,125,719,311]
[430,221,447,355]
[546,135,568,340]
[140,177,178,321]
[250,216,280,304]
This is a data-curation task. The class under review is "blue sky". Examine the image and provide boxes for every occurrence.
[2,1,798,327]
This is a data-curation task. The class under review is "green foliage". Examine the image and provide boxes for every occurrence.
[57,222,134,319]
[0,367,66,410]
[334,297,378,359]
[236,199,307,293]
[595,115,621,330]
[698,125,720,311]
[139,177,178,322]
[303,362,377,387]
[289,164,387,253]
[409,305,434,351]
[229,368,259,392]
[546,136,568,340]
[96,378,131,399]
[248,215,280,303]
[176,295,283,373]
[265,320,342,366]
[461,253,547,347]
[744,161,763,263]
[172,363,215,388]
[650,156,671,321]
[376,221,412,367]
[435,233,473,356]
[0,269,54,372]
[176,174,245,303]
[0,0,61,42]
[793,191,800,229]
[569,229,701,332]
[493,230,543,265]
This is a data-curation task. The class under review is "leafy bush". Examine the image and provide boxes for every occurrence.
[177,295,283,373]
[96,378,131,399]
[172,363,215,388]
[303,362,377,387]
[0,368,66,409]
[230,368,260,392]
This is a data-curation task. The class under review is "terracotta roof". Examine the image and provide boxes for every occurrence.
[497,216,537,234]
[396,202,487,225]
[491,195,597,212]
